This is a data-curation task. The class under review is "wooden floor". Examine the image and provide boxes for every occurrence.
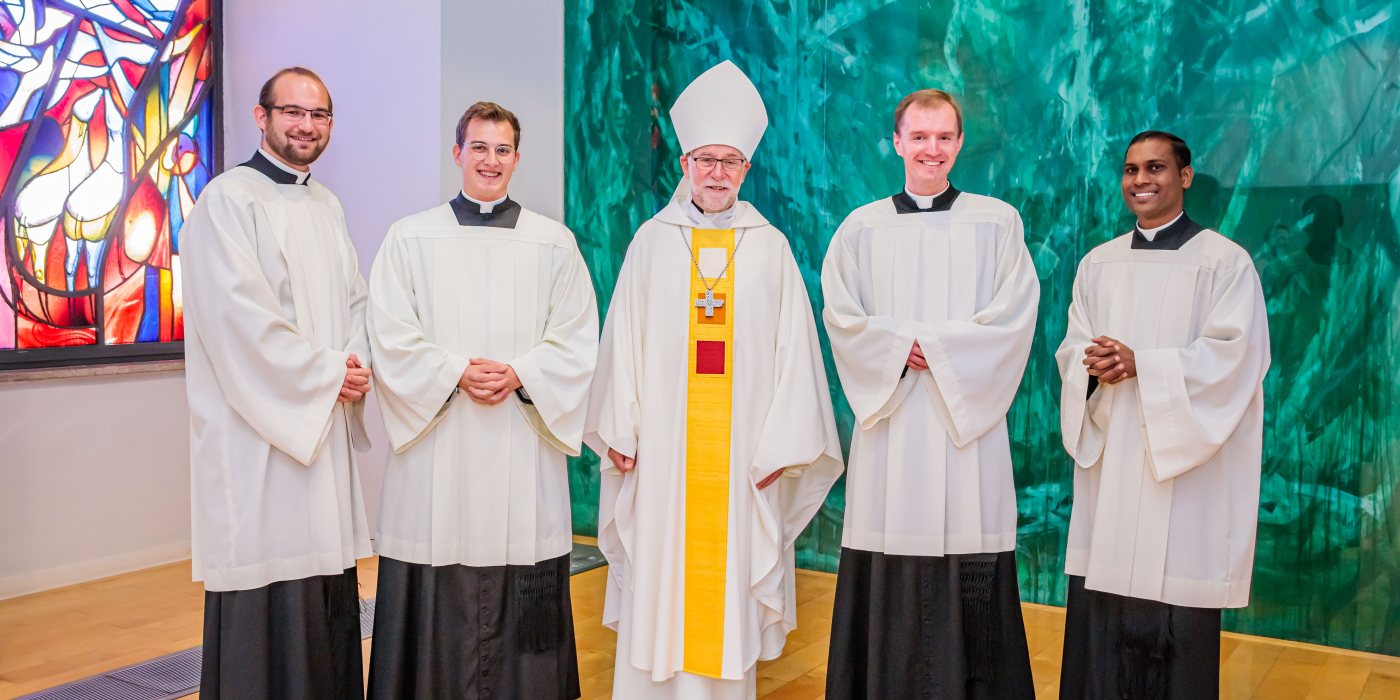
[2,556,1398,699]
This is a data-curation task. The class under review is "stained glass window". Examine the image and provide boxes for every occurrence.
[0,0,215,368]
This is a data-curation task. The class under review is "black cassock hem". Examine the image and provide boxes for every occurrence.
[1058,575,1221,700]
[825,548,1034,700]
[200,567,364,700]
[367,554,581,700]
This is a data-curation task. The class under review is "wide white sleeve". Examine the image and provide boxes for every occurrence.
[586,241,645,629]
[366,228,471,452]
[181,185,346,466]
[1136,261,1271,481]
[750,245,845,639]
[914,213,1040,447]
[509,240,600,456]
[1056,258,1107,468]
[752,248,845,546]
[821,219,922,429]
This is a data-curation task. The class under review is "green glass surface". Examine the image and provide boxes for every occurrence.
[564,0,1400,654]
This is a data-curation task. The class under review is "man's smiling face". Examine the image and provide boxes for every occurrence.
[453,118,519,202]
[893,102,963,196]
[1121,137,1193,228]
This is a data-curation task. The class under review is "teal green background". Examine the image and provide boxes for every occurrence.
[563,0,1400,655]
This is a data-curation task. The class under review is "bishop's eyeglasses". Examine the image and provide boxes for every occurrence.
[265,104,333,125]
[688,153,747,172]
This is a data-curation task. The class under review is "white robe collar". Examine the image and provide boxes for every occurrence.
[904,184,950,209]
[462,190,508,214]
[653,194,769,230]
[257,147,311,184]
[1135,211,1184,241]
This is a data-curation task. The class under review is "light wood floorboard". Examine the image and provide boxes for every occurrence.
[2,556,1395,699]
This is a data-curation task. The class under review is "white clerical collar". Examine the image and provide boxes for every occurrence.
[1136,211,1184,241]
[905,184,950,209]
[258,147,310,184]
[463,191,508,214]
[688,199,737,229]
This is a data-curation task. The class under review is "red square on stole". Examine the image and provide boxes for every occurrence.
[695,340,725,375]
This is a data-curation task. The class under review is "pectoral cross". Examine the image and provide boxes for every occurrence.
[695,289,725,317]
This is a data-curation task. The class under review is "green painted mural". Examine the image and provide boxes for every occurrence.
[563,0,1400,655]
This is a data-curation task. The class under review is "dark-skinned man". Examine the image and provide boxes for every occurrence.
[1055,131,1271,699]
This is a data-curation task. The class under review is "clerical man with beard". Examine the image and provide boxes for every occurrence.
[184,67,373,699]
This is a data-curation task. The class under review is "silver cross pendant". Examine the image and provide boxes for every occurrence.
[695,289,725,317]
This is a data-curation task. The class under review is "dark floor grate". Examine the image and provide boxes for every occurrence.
[19,543,609,700]
[108,650,202,693]
[19,649,201,700]
[359,595,375,639]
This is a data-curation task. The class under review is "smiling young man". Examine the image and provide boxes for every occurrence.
[585,61,842,700]
[364,101,598,699]
[184,67,373,699]
[819,89,1040,699]
[1055,131,1271,698]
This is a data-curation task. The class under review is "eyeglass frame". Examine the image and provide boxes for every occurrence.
[462,140,518,160]
[686,151,748,173]
[263,103,334,125]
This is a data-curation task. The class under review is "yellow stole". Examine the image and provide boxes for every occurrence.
[683,228,735,677]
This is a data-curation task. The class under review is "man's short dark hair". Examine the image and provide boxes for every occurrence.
[1128,130,1191,169]
[455,101,521,149]
[258,67,332,112]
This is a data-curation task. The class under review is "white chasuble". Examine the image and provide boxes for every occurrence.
[368,201,598,567]
[1057,225,1270,608]
[184,163,371,592]
[822,191,1039,557]
[585,198,843,691]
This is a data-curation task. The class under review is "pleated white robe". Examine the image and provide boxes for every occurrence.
[822,192,1039,557]
[1057,227,1270,608]
[585,198,843,698]
[183,166,372,592]
[368,202,598,568]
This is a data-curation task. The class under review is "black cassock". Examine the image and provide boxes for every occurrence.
[1059,576,1221,700]
[825,548,1035,700]
[367,553,580,700]
[200,567,363,700]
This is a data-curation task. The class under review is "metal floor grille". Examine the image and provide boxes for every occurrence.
[19,649,202,700]
[359,595,376,639]
[18,543,607,700]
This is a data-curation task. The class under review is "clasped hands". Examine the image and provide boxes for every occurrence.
[606,448,785,490]
[339,354,371,403]
[1082,336,1136,384]
[459,357,522,405]
[907,340,928,370]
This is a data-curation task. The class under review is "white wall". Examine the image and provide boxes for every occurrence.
[0,0,565,598]
[0,370,192,598]
[439,0,565,218]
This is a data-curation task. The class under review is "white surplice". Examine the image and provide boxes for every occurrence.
[585,197,843,695]
[822,192,1039,556]
[1057,227,1270,608]
[183,165,371,592]
[368,202,598,567]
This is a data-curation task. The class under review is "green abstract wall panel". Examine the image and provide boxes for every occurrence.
[564,0,1400,654]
